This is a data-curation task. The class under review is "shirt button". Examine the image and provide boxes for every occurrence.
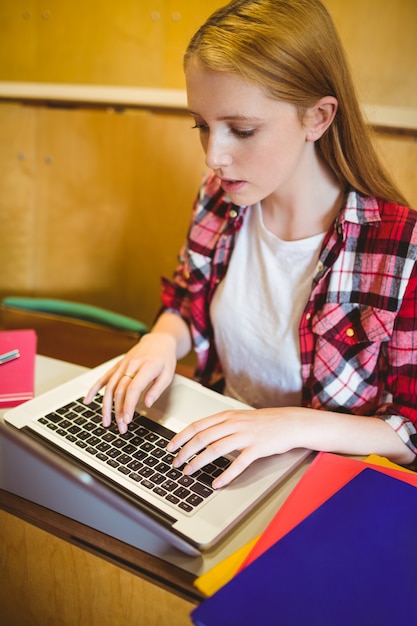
[305,313,311,321]
[317,262,324,272]
[229,209,238,219]
[346,327,355,338]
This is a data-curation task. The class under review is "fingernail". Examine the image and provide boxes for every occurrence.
[145,395,154,408]
[117,422,128,435]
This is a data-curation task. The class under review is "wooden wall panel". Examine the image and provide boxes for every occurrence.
[0,104,206,325]
[0,103,37,292]
[1,1,416,103]
[0,1,223,88]
[1,0,416,326]
[373,133,417,209]
[0,1,37,81]
[323,0,417,109]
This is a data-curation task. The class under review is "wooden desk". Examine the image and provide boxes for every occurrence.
[0,492,196,626]
[0,357,309,625]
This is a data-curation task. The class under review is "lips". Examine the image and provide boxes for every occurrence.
[219,178,246,194]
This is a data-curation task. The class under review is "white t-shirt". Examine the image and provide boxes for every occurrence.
[210,203,325,408]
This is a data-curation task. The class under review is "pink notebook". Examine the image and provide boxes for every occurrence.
[0,329,37,407]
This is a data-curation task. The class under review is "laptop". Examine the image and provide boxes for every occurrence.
[3,357,310,555]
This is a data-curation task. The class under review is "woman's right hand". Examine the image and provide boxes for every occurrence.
[83,331,178,434]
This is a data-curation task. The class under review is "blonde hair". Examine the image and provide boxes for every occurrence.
[185,0,408,206]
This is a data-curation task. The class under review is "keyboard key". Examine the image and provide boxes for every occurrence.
[145,432,159,442]
[179,475,194,487]
[143,456,158,467]
[116,453,132,465]
[173,486,190,500]
[150,473,165,485]
[152,447,166,459]
[167,468,182,480]
[161,479,177,492]
[127,459,143,471]
[195,472,213,486]
[191,482,213,498]
[154,462,170,474]
[107,448,121,459]
[138,466,154,478]
[213,457,230,469]
[133,450,146,461]
[113,438,127,449]
[186,493,203,508]
[179,502,193,513]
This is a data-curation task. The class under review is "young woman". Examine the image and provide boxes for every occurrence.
[85,0,417,487]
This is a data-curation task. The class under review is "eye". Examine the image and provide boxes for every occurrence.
[191,123,209,133]
[231,128,256,139]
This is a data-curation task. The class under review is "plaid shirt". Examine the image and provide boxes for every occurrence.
[161,173,417,457]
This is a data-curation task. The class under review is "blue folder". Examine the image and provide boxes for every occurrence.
[191,468,417,626]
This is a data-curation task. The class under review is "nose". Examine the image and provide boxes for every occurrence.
[204,134,233,170]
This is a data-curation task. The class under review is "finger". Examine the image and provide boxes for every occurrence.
[167,411,230,452]
[173,427,244,472]
[212,451,255,488]
[111,361,175,436]
[83,368,116,404]
[100,361,132,426]
[142,370,173,408]
[179,439,256,488]
[119,360,174,419]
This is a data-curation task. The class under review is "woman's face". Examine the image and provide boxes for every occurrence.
[185,57,315,207]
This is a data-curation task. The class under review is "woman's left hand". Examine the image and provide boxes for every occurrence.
[166,407,303,488]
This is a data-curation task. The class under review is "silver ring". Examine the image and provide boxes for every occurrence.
[123,373,134,380]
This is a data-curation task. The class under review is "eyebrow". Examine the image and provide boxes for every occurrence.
[187,110,263,123]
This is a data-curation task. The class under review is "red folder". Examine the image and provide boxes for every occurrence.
[0,329,37,407]
[240,451,417,570]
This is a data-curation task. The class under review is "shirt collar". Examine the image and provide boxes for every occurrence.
[339,188,380,226]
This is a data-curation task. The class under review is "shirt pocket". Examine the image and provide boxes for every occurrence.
[311,303,396,346]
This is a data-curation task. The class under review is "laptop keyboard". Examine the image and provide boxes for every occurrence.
[36,396,231,515]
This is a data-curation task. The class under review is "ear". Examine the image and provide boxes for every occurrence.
[304,96,338,142]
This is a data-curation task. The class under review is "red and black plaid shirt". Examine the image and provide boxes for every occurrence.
[161,173,417,457]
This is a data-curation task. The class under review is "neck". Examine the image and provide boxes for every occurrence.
[261,157,344,241]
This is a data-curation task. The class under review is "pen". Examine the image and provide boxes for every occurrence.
[0,349,21,365]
